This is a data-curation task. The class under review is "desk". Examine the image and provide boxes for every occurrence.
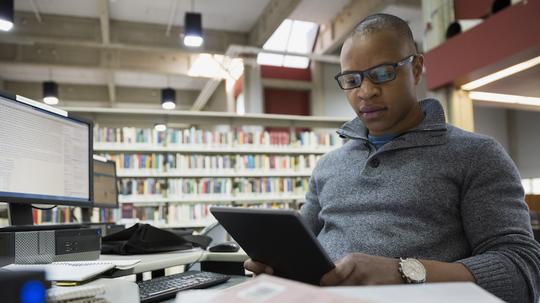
[100,248,248,278]
[83,249,248,302]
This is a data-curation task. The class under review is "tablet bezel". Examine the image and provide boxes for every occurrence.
[210,207,335,285]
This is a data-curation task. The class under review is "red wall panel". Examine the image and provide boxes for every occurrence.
[263,89,310,116]
[260,65,312,81]
[425,0,540,90]
[453,0,492,19]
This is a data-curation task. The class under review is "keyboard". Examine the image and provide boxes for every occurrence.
[137,271,231,303]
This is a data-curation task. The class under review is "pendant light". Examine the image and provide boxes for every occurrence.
[161,88,176,110]
[183,0,203,47]
[43,81,59,105]
[0,0,14,32]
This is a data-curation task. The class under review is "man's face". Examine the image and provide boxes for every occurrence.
[339,30,423,136]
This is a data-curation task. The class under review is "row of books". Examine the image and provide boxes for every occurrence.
[166,203,223,224]
[165,202,295,225]
[121,203,165,222]
[31,207,119,225]
[118,202,296,227]
[89,208,120,223]
[106,153,321,171]
[94,126,342,148]
[117,177,310,196]
[32,207,81,224]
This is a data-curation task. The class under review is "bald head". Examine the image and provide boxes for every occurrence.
[349,13,417,53]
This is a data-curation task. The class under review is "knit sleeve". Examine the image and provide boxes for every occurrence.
[299,162,323,236]
[456,139,540,303]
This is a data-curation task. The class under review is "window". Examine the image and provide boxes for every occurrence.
[257,19,318,69]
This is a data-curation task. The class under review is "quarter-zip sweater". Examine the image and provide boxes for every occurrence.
[300,98,540,303]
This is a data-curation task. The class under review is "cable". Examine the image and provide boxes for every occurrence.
[184,247,207,272]
[70,208,80,223]
[31,205,57,210]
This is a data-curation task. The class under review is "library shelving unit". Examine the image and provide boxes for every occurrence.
[62,106,351,229]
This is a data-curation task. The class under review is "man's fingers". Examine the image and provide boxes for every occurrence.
[320,258,356,286]
[320,269,341,286]
[244,259,273,275]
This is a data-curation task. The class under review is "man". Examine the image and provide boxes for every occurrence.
[245,13,540,303]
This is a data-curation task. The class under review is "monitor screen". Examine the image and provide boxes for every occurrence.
[0,92,92,208]
[93,158,118,209]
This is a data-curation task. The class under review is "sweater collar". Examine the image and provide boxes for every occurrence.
[336,98,447,140]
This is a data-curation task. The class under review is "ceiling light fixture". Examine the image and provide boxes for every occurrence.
[0,0,14,32]
[461,55,540,90]
[43,81,59,105]
[183,12,203,47]
[161,88,176,110]
[469,91,540,107]
[183,0,203,48]
[154,123,167,132]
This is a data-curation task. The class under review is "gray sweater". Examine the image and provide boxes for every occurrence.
[300,99,540,303]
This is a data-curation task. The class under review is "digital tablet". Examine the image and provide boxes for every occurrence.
[210,207,335,285]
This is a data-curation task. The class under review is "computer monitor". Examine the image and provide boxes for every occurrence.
[0,90,93,226]
[92,156,119,209]
[80,156,119,224]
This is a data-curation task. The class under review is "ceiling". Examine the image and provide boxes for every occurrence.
[2,0,424,111]
[14,0,272,32]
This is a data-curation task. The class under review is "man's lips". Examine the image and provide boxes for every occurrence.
[359,106,387,114]
[359,106,387,119]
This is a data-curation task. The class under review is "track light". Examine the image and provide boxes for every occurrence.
[0,0,14,32]
[183,12,203,47]
[43,81,59,105]
[462,55,540,91]
[469,91,540,107]
[161,88,176,110]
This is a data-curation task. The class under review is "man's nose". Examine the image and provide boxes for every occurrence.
[354,77,380,101]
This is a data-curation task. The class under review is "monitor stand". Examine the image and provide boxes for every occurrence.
[81,208,92,223]
[8,204,33,226]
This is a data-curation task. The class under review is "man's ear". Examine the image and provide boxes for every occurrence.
[413,54,424,85]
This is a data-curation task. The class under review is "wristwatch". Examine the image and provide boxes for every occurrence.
[398,257,426,284]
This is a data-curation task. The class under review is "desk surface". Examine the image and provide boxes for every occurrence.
[173,280,504,303]
[100,248,248,277]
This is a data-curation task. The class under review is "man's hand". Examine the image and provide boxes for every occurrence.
[320,253,475,286]
[320,253,402,286]
[244,259,274,275]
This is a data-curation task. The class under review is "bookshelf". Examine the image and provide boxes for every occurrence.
[59,107,350,228]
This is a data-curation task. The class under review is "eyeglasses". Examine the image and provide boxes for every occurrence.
[334,55,416,90]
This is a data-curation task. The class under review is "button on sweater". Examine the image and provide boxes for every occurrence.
[300,98,540,303]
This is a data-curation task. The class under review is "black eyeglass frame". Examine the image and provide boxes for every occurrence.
[334,54,417,90]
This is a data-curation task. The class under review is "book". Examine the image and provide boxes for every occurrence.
[2,260,140,282]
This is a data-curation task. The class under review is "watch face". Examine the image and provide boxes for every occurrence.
[402,259,426,282]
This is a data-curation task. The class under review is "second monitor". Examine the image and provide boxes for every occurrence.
[92,157,119,209]
[80,157,123,235]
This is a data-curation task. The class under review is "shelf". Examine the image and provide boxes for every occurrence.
[94,143,336,154]
[118,194,306,204]
[61,107,350,128]
[116,169,313,178]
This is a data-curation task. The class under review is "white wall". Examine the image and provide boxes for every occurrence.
[473,105,509,151]
[512,110,540,178]
[473,105,540,178]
